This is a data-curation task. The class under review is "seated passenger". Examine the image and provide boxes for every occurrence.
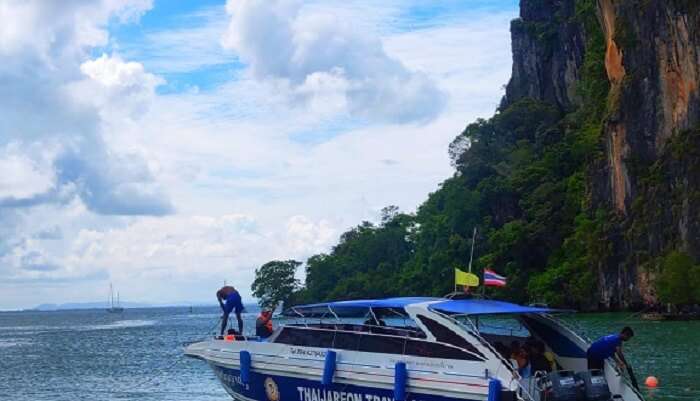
[543,349,559,371]
[529,341,552,373]
[510,341,531,378]
[255,310,274,338]
[516,347,531,378]
[509,340,521,361]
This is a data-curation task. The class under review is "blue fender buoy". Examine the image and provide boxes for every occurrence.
[240,350,251,384]
[322,350,336,386]
[487,378,501,401]
[394,362,407,401]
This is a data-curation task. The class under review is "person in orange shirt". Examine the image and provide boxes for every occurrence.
[255,310,274,338]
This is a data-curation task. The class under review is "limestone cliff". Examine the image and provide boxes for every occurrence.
[504,0,587,111]
[505,0,700,308]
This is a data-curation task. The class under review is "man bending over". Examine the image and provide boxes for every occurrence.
[587,326,634,370]
[217,286,244,336]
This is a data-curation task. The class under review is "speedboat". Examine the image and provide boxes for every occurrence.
[185,297,645,401]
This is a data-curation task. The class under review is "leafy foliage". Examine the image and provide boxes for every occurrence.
[300,209,415,303]
[657,251,700,306]
[251,260,301,310]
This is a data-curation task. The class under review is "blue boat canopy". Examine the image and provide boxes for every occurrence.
[428,299,567,315]
[284,297,569,317]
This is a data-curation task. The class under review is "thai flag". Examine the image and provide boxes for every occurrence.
[484,269,507,287]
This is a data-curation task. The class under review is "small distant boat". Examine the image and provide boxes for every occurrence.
[106,283,124,313]
[640,312,664,321]
[641,312,700,321]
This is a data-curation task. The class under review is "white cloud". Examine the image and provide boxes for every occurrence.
[0,1,171,217]
[0,0,152,67]
[283,215,337,256]
[0,145,54,200]
[70,53,164,120]
[222,0,446,123]
[80,53,162,89]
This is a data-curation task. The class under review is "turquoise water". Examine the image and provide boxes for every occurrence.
[567,314,700,401]
[0,308,697,400]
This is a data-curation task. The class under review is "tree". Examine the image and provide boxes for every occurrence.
[251,260,301,311]
[691,265,700,304]
[303,212,415,301]
[657,251,698,306]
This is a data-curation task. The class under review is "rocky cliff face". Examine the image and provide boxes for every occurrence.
[598,0,700,212]
[504,0,587,112]
[505,0,700,308]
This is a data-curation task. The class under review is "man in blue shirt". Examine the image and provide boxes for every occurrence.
[217,286,245,336]
[587,326,634,370]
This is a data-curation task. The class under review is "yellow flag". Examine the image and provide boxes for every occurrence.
[455,268,479,287]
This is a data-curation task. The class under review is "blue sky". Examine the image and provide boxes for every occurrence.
[0,0,518,309]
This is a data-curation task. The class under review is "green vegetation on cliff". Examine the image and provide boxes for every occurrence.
[252,0,700,310]
[657,251,700,306]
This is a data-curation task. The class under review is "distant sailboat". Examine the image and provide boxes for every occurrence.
[107,283,124,313]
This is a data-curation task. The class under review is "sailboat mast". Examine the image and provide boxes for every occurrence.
[110,283,114,308]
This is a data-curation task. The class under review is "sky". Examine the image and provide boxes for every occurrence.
[0,0,518,310]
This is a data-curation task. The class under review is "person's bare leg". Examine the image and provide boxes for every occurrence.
[236,312,243,334]
[220,313,229,336]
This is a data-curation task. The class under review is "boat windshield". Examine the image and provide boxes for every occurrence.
[446,314,539,362]
[453,315,531,337]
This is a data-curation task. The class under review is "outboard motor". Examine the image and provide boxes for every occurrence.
[575,370,611,401]
[540,371,579,401]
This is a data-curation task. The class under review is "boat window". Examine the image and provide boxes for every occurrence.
[416,315,484,359]
[404,339,482,361]
[274,327,302,346]
[274,327,481,360]
[358,334,405,354]
[332,331,361,351]
[307,329,335,348]
[274,327,334,348]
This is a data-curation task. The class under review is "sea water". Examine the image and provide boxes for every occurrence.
[0,308,698,401]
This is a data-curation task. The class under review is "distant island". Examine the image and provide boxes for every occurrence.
[27,302,261,312]
[32,302,154,311]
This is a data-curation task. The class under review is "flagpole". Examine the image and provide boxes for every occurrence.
[467,227,476,273]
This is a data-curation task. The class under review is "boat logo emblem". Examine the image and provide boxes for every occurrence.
[264,377,279,401]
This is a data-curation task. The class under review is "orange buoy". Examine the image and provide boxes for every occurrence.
[224,334,235,342]
[645,376,659,388]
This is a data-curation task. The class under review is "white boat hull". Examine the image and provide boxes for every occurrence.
[186,340,498,401]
